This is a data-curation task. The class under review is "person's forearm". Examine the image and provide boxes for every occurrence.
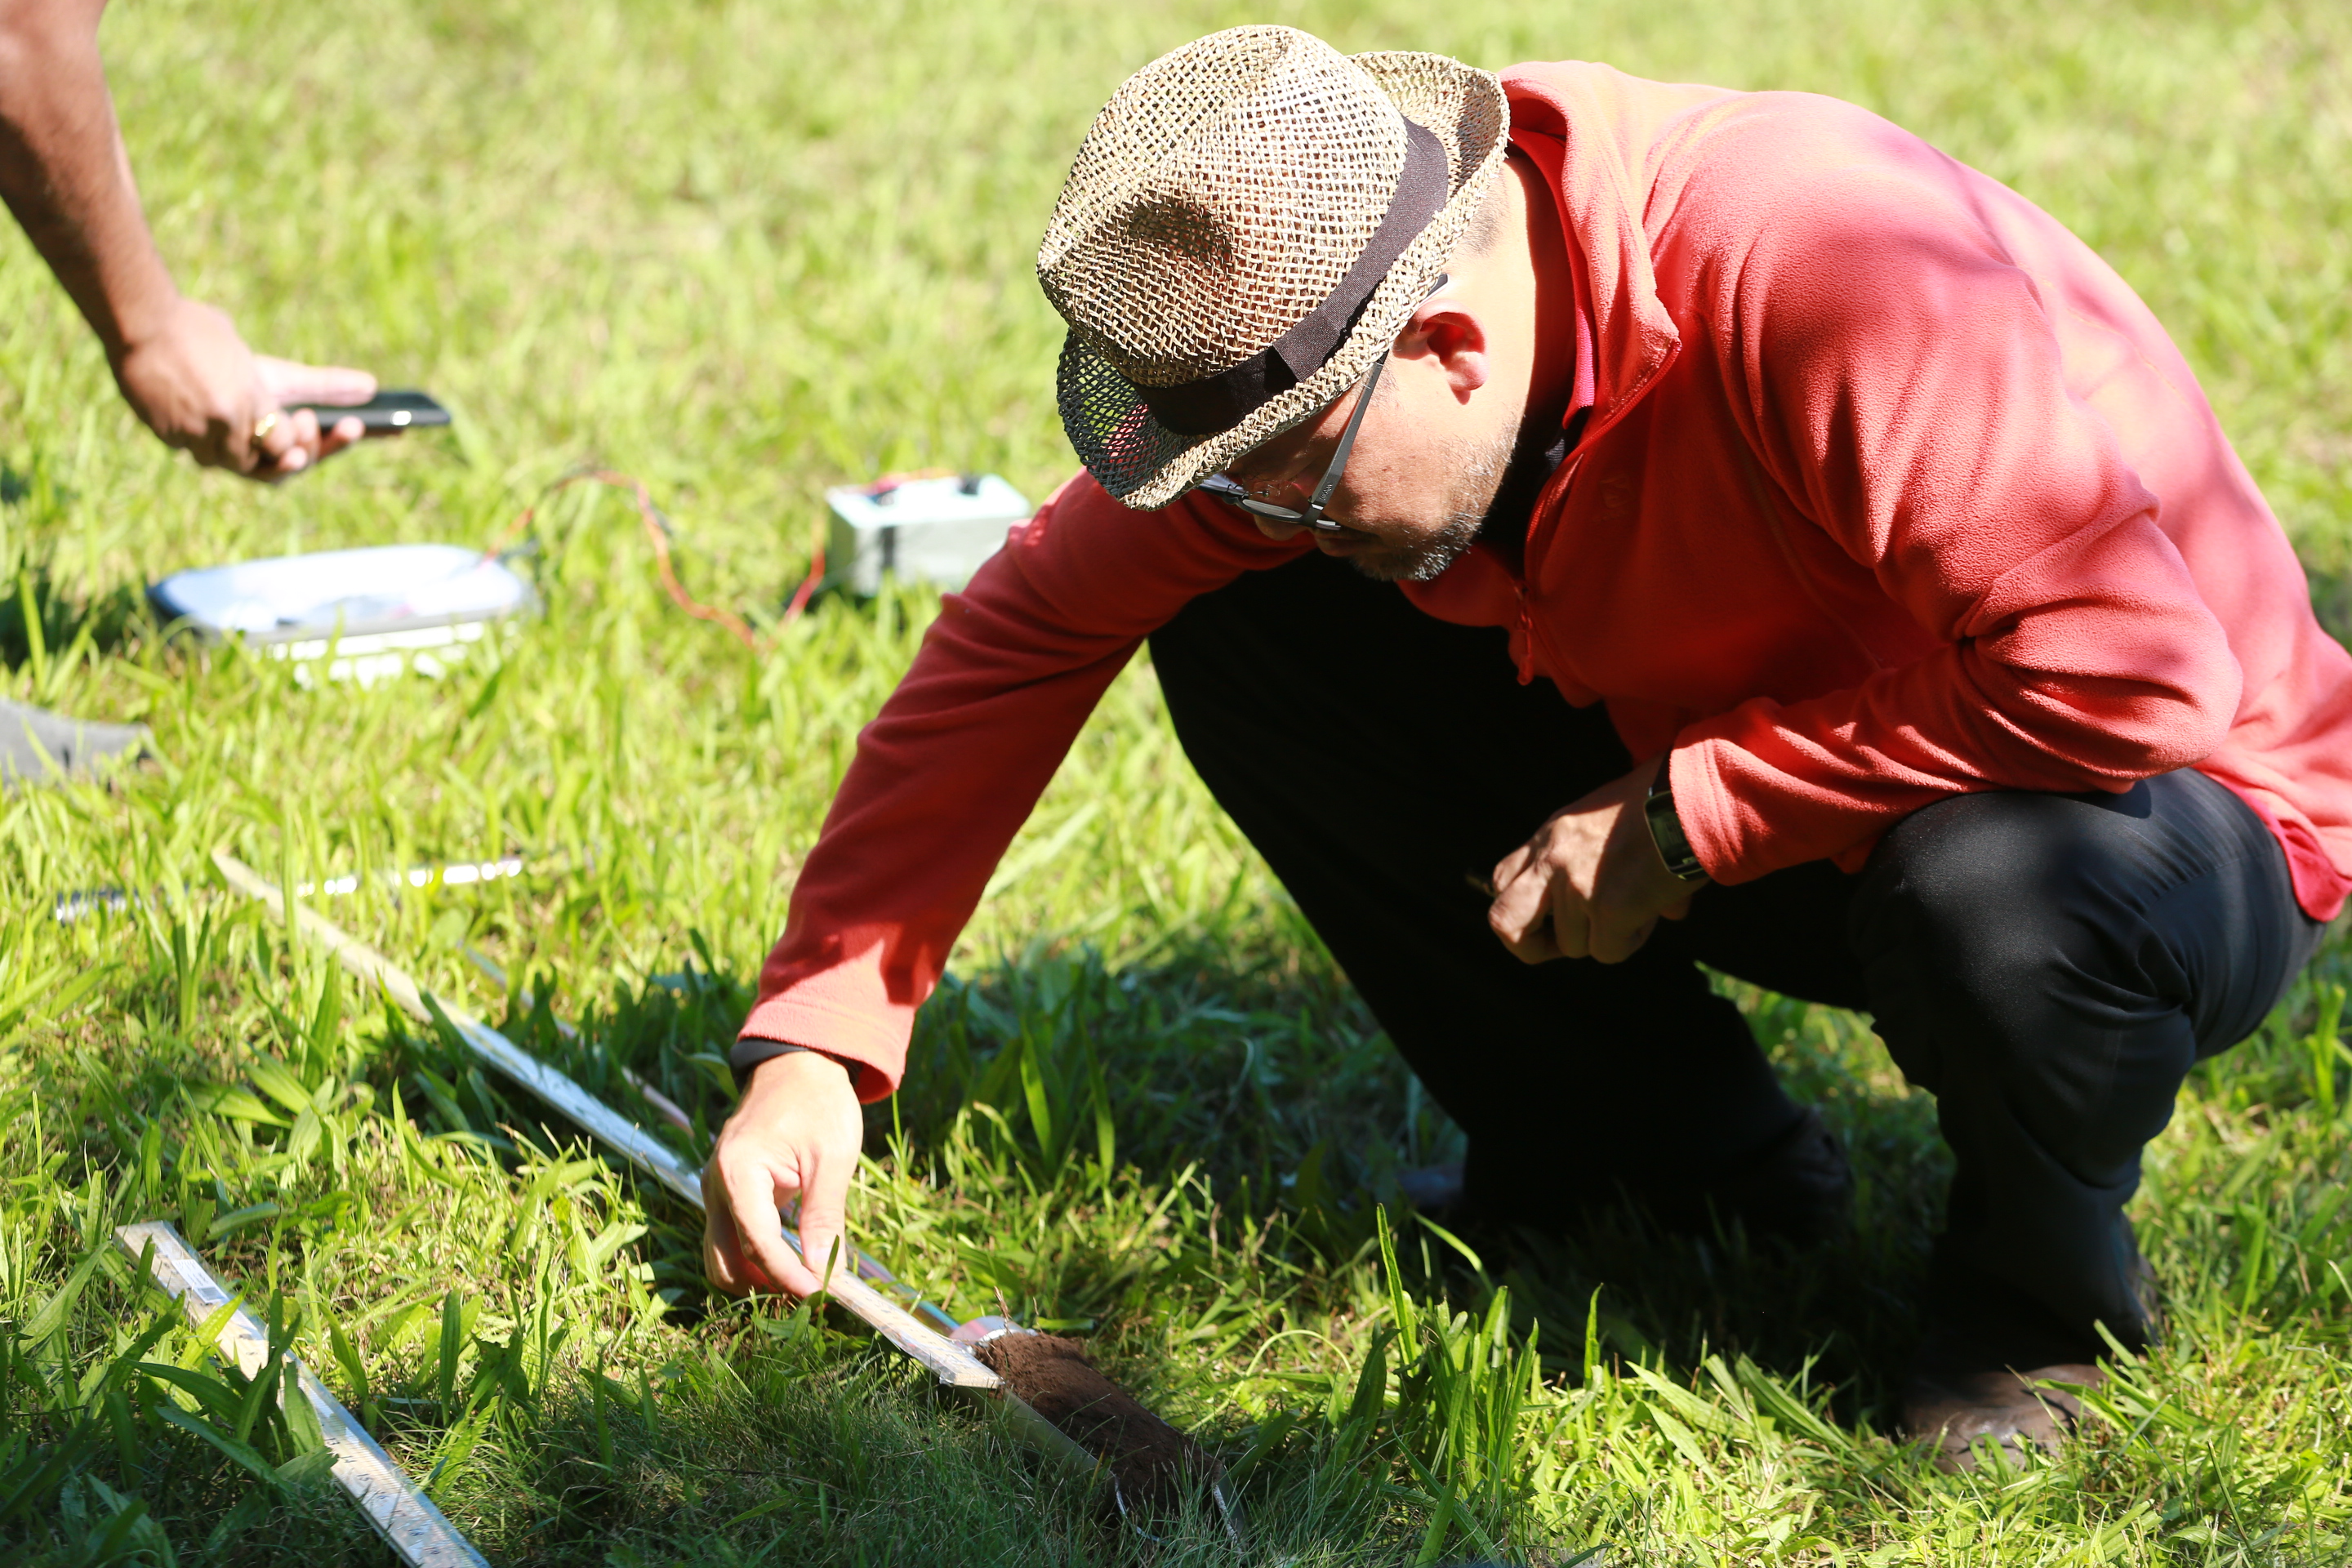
[0,0,178,360]
[737,479,1299,1098]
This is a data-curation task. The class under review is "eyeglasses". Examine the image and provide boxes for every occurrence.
[1197,349,1391,536]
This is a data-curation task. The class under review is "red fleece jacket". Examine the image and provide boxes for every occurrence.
[743,62,2352,1102]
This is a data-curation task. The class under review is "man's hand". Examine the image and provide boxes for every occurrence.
[111,296,376,479]
[0,0,376,479]
[702,1049,865,1298]
[1488,760,1702,964]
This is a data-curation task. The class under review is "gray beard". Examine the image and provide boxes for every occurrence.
[1349,422,1519,584]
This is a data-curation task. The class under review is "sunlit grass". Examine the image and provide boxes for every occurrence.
[3,0,2350,1561]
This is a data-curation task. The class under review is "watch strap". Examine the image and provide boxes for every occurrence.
[730,1038,859,1094]
[1644,754,1708,884]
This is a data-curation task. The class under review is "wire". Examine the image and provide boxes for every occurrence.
[491,468,826,654]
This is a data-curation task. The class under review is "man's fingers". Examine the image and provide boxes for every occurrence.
[197,394,261,474]
[252,409,370,479]
[251,406,301,470]
[252,356,376,473]
[255,355,376,408]
[1548,866,1594,960]
[1588,912,1659,965]
[247,409,324,482]
[225,422,261,475]
[1488,883,1566,963]
[1490,843,1600,964]
[795,1176,852,1295]
[1486,860,1555,962]
[702,1203,753,1296]
[1488,766,1686,967]
[719,1155,822,1298]
[698,1164,763,1296]
[1512,925,1564,964]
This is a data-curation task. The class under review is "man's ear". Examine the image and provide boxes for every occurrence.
[1399,302,1491,401]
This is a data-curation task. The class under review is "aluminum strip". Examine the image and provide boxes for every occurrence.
[116,1221,488,1568]
[209,853,1232,1531]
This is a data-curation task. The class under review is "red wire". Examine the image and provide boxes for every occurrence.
[490,469,826,655]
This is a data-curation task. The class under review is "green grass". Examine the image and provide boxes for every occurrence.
[3,0,2350,1561]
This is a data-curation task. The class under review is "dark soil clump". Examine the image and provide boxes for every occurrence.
[974,1331,1218,1514]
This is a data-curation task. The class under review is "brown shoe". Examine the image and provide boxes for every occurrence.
[1900,1361,2102,1472]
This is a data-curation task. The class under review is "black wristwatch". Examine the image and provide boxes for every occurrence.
[1644,754,1709,884]
[730,1039,857,1094]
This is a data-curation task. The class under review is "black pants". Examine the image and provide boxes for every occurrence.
[1149,553,2322,1352]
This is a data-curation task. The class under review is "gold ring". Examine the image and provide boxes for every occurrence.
[252,413,279,442]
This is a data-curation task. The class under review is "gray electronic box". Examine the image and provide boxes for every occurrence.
[823,473,1031,595]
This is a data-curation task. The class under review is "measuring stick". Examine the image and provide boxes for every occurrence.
[212,850,1238,1528]
[212,851,998,1391]
[116,1221,487,1568]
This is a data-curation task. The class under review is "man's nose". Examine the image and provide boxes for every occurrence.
[1250,514,1307,543]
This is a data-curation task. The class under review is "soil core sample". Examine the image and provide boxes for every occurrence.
[973,1331,1219,1516]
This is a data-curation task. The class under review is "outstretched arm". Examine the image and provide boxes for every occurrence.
[704,477,1307,1296]
[0,0,375,476]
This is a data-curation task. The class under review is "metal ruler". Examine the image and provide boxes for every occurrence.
[116,1220,488,1568]
[211,849,1239,1530]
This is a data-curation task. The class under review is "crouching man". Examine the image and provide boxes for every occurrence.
[703,28,2352,1471]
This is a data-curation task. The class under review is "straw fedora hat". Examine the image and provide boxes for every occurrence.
[1040,27,1509,510]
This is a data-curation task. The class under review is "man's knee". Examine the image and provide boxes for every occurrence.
[1847,784,2178,1097]
[1856,784,2153,971]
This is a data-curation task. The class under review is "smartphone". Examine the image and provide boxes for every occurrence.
[288,389,452,433]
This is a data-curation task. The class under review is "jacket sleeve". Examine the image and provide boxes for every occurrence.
[737,475,1303,1099]
[1670,155,2243,882]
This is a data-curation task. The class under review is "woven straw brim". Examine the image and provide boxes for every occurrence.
[1058,51,1509,512]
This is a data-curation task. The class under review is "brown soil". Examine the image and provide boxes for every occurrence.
[974,1331,1219,1515]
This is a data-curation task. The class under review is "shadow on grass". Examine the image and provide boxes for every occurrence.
[457,932,1950,1433]
[909,944,1946,1423]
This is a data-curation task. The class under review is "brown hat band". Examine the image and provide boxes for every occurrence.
[1140,119,1451,439]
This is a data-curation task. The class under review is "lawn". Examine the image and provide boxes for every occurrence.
[2,0,2350,1561]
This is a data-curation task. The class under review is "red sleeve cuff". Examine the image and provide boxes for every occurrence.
[735,994,906,1102]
